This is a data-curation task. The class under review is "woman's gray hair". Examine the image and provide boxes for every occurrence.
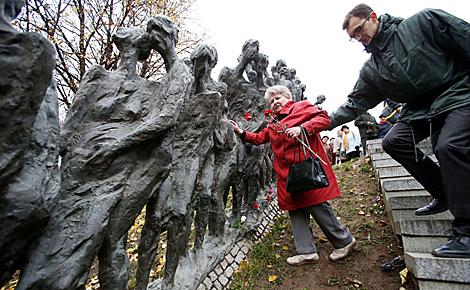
[264,85,292,101]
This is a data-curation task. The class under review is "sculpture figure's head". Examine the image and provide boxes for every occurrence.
[241,39,259,60]
[146,15,179,56]
[0,0,24,32]
[112,27,151,61]
[190,43,218,80]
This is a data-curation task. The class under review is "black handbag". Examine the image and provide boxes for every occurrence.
[286,129,329,193]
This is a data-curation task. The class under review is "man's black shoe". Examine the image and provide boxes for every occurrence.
[432,233,470,258]
[414,199,448,216]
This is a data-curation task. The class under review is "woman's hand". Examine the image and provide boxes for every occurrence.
[228,120,244,135]
[285,126,302,139]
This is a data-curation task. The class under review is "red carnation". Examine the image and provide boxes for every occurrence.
[252,201,259,209]
[266,194,271,202]
[264,109,274,117]
[244,112,253,121]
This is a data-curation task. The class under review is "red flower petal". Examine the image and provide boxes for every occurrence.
[244,112,253,121]
[253,201,259,209]
[264,109,274,117]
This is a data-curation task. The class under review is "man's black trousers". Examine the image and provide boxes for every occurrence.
[382,107,470,236]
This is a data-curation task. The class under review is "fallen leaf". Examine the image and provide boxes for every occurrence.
[282,245,289,250]
[353,279,363,287]
[400,268,409,285]
[358,210,365,215]
[275,253,281,259]
[90,277,99,285]
[239,260,248,270]
[379,219,389,226]
[159,256,166,264]
[155,264,164,273]
[268,275,278,282]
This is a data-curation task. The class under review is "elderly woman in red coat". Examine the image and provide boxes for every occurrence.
[229,85,356,265]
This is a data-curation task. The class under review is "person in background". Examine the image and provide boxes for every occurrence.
[229,85,356,266]
[378,113,393,138]
[340,125,361,161]
[321,136,334,164]
[354,112,378,155]
[330,3,470,258]
[329,137,337,165]
[333,129,343,164]
[380,99,402,125]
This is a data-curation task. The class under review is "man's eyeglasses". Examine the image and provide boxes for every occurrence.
[349,15,370,41]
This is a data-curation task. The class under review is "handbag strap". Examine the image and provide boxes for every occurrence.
[292,136,302,163]
[300,129,310,158]
[293,127,311,163]
[297,127,329,165]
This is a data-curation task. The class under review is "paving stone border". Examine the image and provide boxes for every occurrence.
[196,197,285,290]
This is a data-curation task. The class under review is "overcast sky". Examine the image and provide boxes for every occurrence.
[191,0,469,136]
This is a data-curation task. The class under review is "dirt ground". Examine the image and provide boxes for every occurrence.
[232,157,406,290]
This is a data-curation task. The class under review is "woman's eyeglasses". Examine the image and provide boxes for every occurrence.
[349,15,370,41]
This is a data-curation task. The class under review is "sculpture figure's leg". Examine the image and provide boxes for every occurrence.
[135,197,162,290]
[162,214,186,287]
[98,235,130,290]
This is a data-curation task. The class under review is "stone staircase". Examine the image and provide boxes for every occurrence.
[367,139,470,290]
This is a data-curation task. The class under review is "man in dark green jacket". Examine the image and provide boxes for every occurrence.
[330,4,470,258]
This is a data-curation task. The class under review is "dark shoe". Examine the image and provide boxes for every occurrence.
[415,199,448,216]
[432,233,470,258]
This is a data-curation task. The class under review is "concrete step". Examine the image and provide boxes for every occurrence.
[405,252,470,283]
[402,236,449,253]
[377,163,440,180]
[392,209,453,225]
[368,145,387,154]
[377,166,410,179]
[383,190,432,211]
[370,152,392,161]
[366,139,383,145]
[395,215,453,236]
[372,154,437,168]
[368,144,433,155]
[389,209,452,237]
[373,158,402,168]
[415,280,470,290]
[381,177,423,192]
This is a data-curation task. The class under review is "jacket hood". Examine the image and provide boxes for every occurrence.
[366,14,404,53]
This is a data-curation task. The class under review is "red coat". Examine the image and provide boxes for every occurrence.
[244,100,341,211]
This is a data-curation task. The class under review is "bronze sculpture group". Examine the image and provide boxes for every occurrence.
[0,1,308,288]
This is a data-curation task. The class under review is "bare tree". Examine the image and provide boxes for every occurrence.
[14,0,202,109]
